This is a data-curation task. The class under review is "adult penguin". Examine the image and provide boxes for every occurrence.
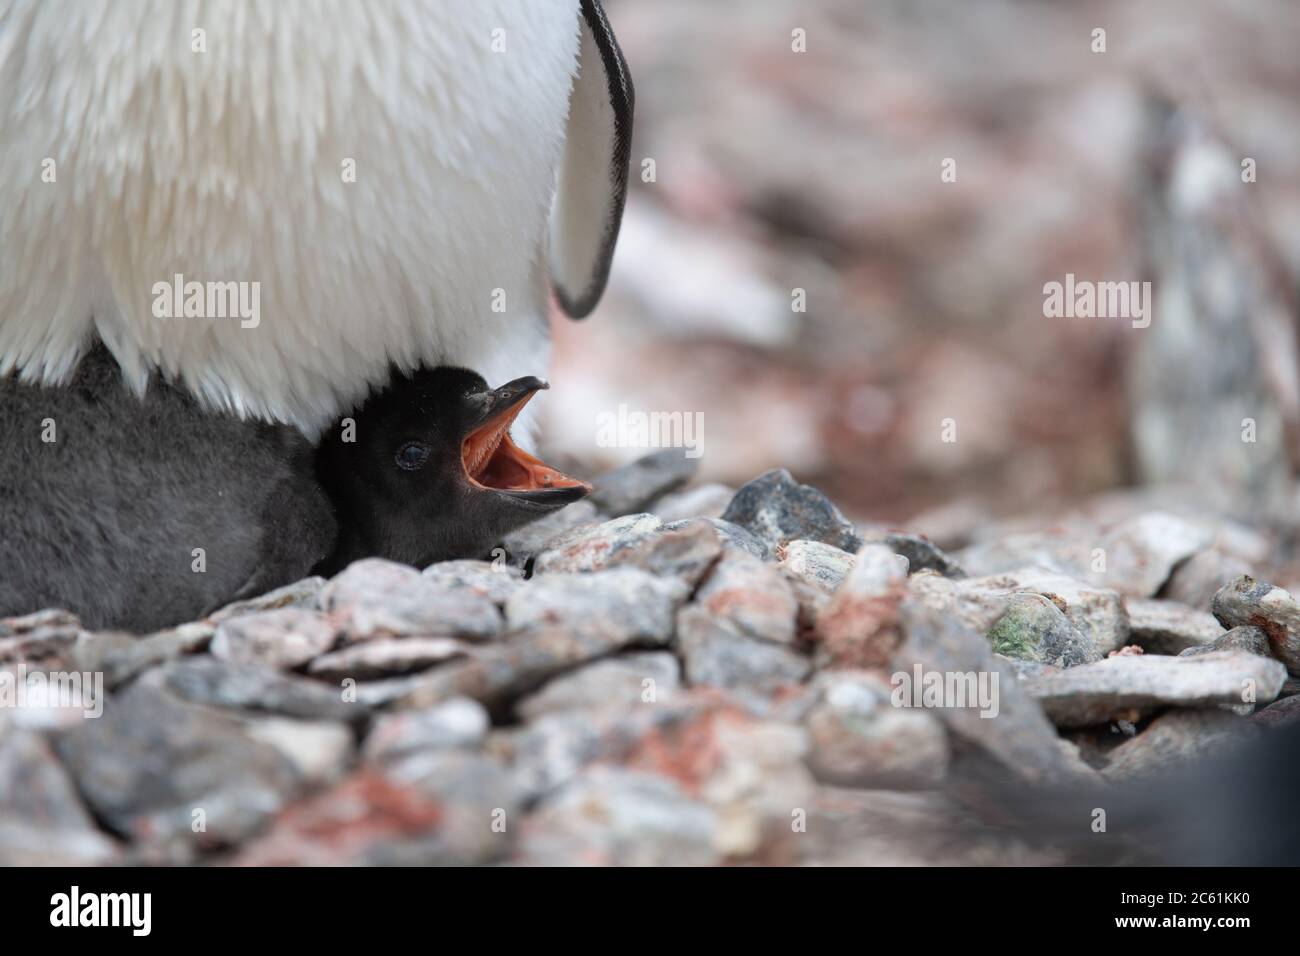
[0,0,633,447]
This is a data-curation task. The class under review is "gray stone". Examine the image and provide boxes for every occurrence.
[394,570,689,711]
[676,606,810,693]
[321,559,502,642]
[1210,576,1300,675]
[804,671,950,789]
[1163,549,1254,610]
[778,539,856,591]
[1251,693,1300,727]
[1178,625,1274,660]
[694,550,798,645]
[505,568,687,645]
[776,540,856,633]
[1103,709,1256,779]
[210,608,338,670]
[498,500,602,564]
[364,697,491,762]
[985,592,1098,667]
[588,449,699,516]
[495,692,731,801]
[1127,598,1225,654]
[70,622,214,691]
[228,769,444,866]
[721,468,863,554]
[516,652,681,721]
[161,657,364,723]
[1093,512,1212,597]
[955,568,1130,658]
[0,728,119,865]
[207,577,325,624]
[421,560,526,605]
[532,514,664,574]
[241,717,355,786]
[650,483,736,523]
[862,530,966,578]
[519,767,720,866]
[53,685,299,850]
[382,750,522,865]
[0,609,83,665]
[1026,651,1287,729]
[604,520,723,587]
[891,599,1089,785]
[663,517,770,559]
[305,638,470,681]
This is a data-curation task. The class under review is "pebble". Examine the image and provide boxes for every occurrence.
[1210,575,1300,675]
[498,500,602,565]
[532,514,664,574]
[516,652,680,721]
[364,698,491,762]
[160,658,364,724]
[1103,709,1256,779]
[1026,651,1287,729]
[53,685,300,853]
[1126,598,1225,655]
[588,449,699,516]
[519,767,720,866]
[985,592,1098,666]
[0,729,119,865]
[804,671,950,789]
[650,483,736,523]
[322,559,502,642]
[720,468,863,555]
[694,550,799,645]
[676,606,811,693]
[604,520,723,587]
[861,530,966,578]
[210,608,338,670]
[815,545,909,668]
[421,560,526,605]
[10,456,1299,867]
[305,637,470,681]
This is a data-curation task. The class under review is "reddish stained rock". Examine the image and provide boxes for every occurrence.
[695,550,798,645]
[605,519,724,587]
[532,515,664,574]
[230,771,443,866]
[618,702,748,796]
[1210,576,1300,675]
[814,545,909,668]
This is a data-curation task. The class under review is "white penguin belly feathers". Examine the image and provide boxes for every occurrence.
[0,0,632,441]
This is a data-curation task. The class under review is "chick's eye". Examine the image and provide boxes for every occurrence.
[396,442,431,471]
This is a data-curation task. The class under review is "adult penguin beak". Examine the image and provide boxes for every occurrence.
[460,377,590,504]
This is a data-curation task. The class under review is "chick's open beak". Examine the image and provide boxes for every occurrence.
[460,377,590,502]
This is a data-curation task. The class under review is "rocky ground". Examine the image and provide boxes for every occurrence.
[2,451,1298,866]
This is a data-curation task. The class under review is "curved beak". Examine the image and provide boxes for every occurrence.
[460,377,590,504]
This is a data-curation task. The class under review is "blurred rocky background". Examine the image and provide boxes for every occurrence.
[543,0,1300,564]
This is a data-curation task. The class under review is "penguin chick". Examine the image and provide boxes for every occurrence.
[315,367,591,575]
[0,345,337,634]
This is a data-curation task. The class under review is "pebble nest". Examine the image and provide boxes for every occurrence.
[2,451,1297,866]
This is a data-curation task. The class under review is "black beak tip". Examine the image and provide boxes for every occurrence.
[499,376,548,397]
[499,484,589,509]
